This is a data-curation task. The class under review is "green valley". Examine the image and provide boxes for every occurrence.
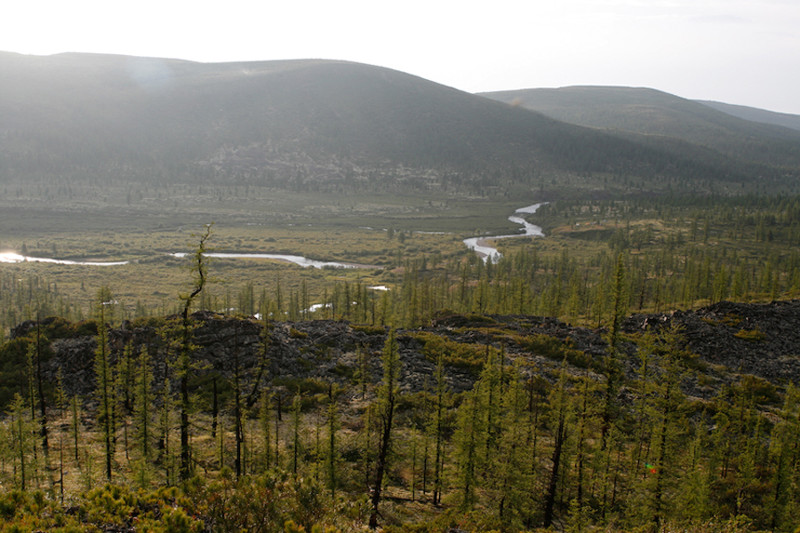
[3,52,800,532]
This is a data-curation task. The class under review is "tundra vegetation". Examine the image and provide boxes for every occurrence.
[2,193,800,531]
[2,192,800,333]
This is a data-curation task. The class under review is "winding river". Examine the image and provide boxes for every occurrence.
[0,203,545,268]
[169,252,375,269]
[0,252,130,266]
[463,203,546,262]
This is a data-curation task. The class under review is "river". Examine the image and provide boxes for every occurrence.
[463,203,546,262]
[1,203,544,268]
[169,252,377,269]
[0,252,130,266]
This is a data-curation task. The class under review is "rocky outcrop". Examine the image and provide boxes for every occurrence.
[624,300,800,386]
[8,300,800,404]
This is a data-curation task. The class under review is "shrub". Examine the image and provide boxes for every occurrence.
[350,324,385,335]
[290,327,309,339]
[516,333,594,369]
[734,328,765,342]
[187,472,330,532]
[736,374,780,405]
[411,331,486,374]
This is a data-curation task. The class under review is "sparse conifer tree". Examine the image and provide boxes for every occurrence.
[9,394,32,490]
[369,329,401,528]
[178,223,212,480]
[134,346,153,474]
[259,391,272,472]
[455,385,483,510]
[94,301,114,481]
[543,360,570,528]
[291,392,302,475]
[327,383,339,498]
[430,348,449,506]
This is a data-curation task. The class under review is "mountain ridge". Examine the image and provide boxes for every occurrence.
[480,85,800,172]
[3,52,796,196]
[696,99,800,132]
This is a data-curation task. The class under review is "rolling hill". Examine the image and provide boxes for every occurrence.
[480,85,800,173]
[697,100,800,132]
[2,52,797,198]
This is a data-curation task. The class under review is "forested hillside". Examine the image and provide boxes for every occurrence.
[697,100,800,133]
[481,86,800,177]
[2,52,797,197]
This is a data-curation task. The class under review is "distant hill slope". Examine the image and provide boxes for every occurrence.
[697,100,800,132]
[1,53,795,195]
[480,86,800,172]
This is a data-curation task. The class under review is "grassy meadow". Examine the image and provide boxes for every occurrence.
[3,178,800,331]
[0,182,538,322]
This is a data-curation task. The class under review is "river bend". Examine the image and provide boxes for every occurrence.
[463,203,545,262]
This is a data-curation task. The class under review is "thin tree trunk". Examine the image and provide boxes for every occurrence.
[652,383,671,530]
[234,326,243,479]
[543,411,566,528]
[211,377,218,440]
[369,398,395,528]
[369,330,400,529]
[35,318,50,460]
[576,379,589,508]
[179,319,191,480]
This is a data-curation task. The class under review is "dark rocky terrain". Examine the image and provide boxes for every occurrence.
[9,300,800,409]
[624,300,800,385]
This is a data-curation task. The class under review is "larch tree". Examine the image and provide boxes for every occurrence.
[134,345,154,487]
[93,299,115,482]
[246,310,272,409]
[70,394,81,465]
[9,393,32,490]
[259,390,273,472]
[327,383,340,498]
[495,364,528,526]
[454,384,484,510]
[600,253,627,451]
[369,329,401,529]
[430,348,449,506]
[115,342,135,462]
[633,326,688,530]
[768,384,800,530]
[543,360,571,528]
[233,321,244,479]
[178,223,212,481]
[291,392,302,476]
[31,313,50,470]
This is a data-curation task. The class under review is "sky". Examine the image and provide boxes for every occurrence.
[2,0,799,114]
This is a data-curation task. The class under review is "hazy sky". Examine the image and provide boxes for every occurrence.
[3,0,799,114]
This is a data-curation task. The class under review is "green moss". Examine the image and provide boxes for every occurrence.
[515,333,594,369]
[289,327,308,339]
[350,324,386,335]
[734,328,765,342]
[411,331,486,374]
